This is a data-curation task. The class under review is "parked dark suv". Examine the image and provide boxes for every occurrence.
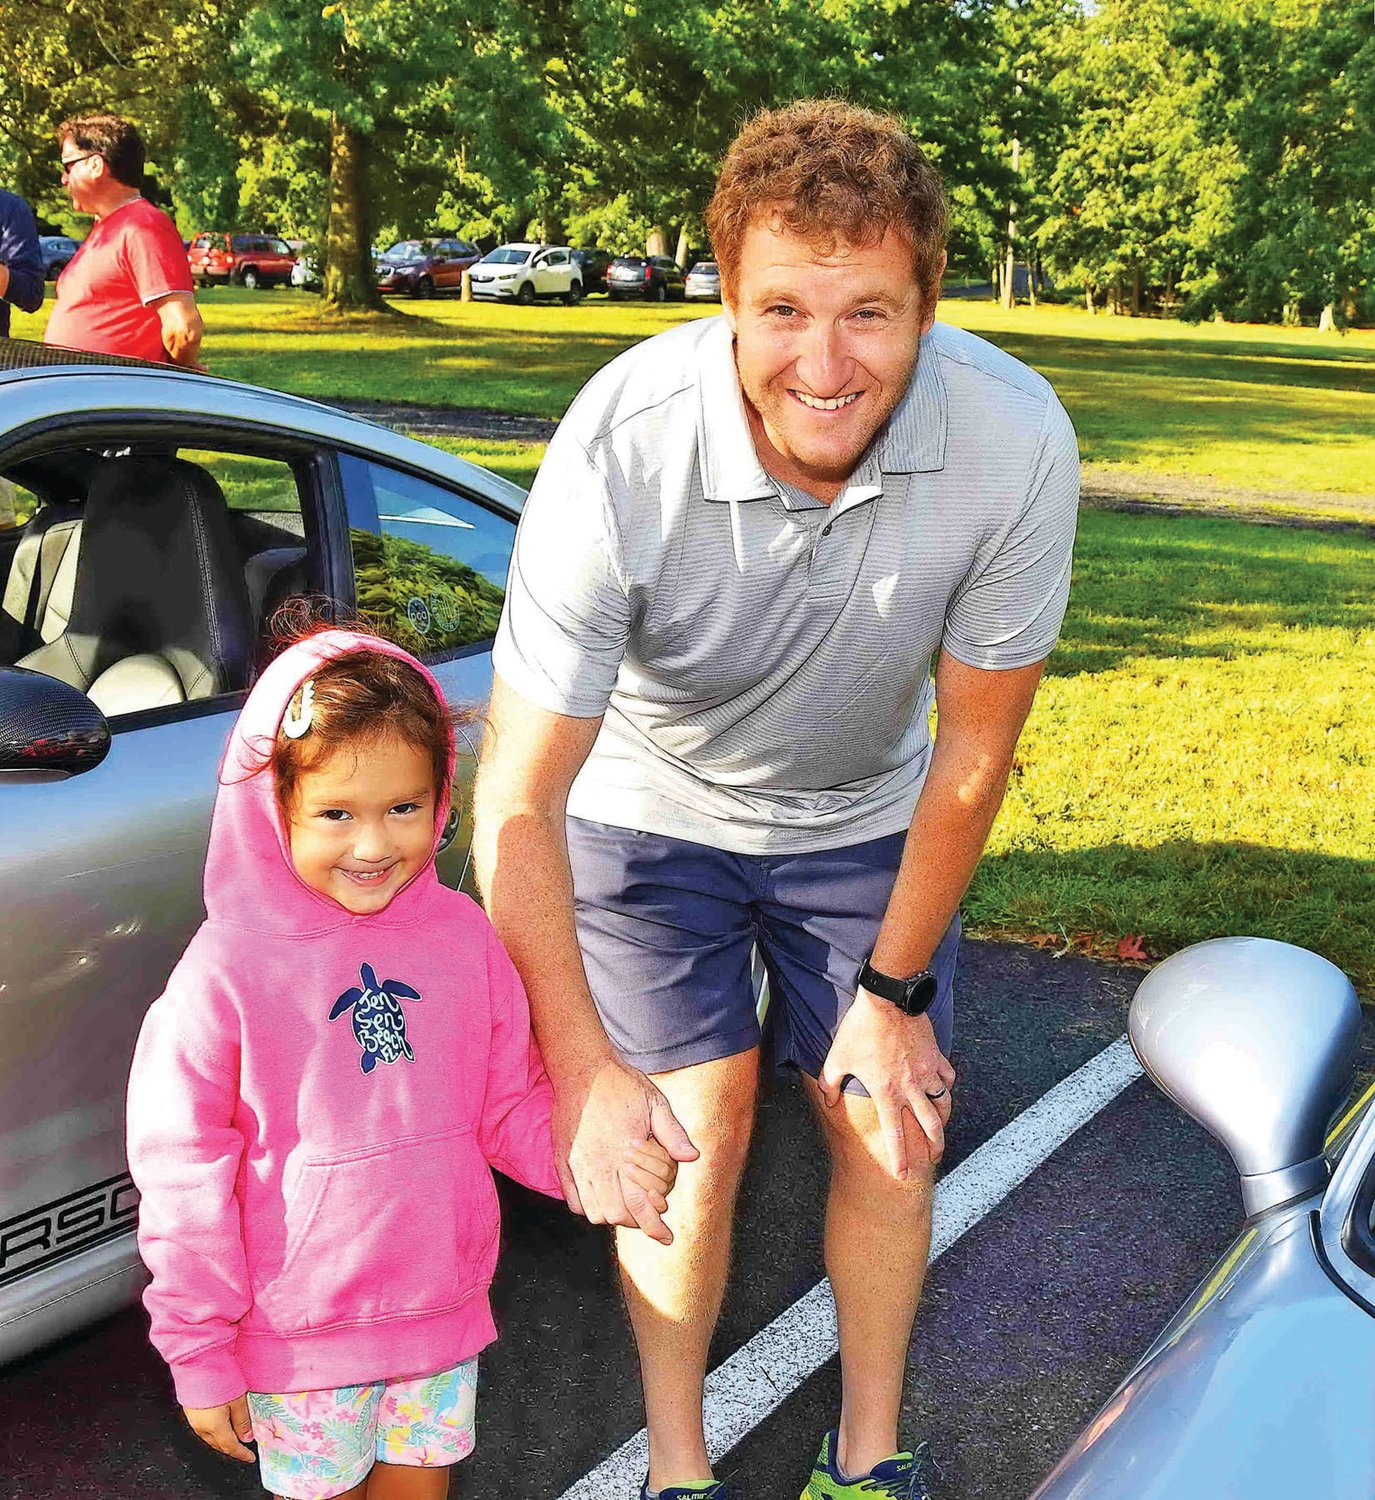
[607,255,686,302]
[571,248,612,295]
[376,239,481,298]
[188,233,297,289]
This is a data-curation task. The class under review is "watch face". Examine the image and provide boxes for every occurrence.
[903,972,938,1015]
[859,959,937,1015]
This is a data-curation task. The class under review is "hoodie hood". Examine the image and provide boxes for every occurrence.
[203,629,455,935]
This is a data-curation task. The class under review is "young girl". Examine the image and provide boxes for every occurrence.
[127,627,676,1500]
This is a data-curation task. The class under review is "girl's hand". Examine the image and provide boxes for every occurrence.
[619,1137,680,1225]
[183,1395,256,1462]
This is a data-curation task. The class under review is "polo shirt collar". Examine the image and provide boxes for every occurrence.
[696,316,948,503]
[875,328,948,474]
[697,317,776,504]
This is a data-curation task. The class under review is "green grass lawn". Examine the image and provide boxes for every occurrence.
[976,507,1375,993]
[15,288,1375,507]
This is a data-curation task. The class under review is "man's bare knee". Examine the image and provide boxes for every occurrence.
[804,1076,937,1191]
[650,1051,759,1180]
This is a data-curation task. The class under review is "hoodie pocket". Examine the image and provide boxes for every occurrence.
[252,1127,500,1334]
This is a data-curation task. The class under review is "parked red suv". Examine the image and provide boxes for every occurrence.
[188,233,298,289]
[375,238,481,297]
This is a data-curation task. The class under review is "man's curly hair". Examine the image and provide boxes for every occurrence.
[706,99,947,304]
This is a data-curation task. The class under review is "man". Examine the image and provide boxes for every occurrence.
[474,100,1078,1500]
[0,185,44,338]
[45,115,203,366]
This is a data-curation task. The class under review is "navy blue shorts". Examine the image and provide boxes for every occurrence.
[566,817,958,1084]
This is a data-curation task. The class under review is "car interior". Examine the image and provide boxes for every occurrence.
[0,443,317,721]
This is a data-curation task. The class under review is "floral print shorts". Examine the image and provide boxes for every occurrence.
[247,1358,477,1499]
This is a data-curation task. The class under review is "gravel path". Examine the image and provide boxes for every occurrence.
[333,398,556,443]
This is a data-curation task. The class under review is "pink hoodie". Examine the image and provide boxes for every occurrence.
[126,630,560,1409]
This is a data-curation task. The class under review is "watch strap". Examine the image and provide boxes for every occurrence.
[857,957,938,1016]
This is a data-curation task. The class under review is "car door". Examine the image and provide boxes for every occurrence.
[545,248,572,295]
[0,415,343,1365]
[338,451,517,890]
[269,238,295,283]
[436,243,463,292]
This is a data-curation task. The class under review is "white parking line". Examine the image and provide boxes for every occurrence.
[556,1036,1144,1500]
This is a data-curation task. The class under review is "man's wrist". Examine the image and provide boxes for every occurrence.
[858,956,938,1016]
[542,1029,617,1090]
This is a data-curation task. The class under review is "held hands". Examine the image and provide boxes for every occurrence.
[184,1395,255,1462]
[620,1136,681,1225]
[819,991,956,1177]
[555,1053,698,1246]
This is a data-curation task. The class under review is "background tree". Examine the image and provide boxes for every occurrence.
[231,0,485,311]
[1198,0,1375,326]
[1040,0,1241,315]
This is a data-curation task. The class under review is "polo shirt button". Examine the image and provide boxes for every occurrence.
[822,523,833,536]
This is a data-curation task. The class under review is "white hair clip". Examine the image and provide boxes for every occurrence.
[282,679,316,739]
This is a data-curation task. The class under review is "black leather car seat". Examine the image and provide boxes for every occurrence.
[17,456,253,715]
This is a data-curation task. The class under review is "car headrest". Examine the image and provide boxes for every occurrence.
[26,455,253,703]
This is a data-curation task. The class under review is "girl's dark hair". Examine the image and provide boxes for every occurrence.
[264,605,476,821]
[274,650,457,821]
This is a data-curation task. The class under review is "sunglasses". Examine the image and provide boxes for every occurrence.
[58,152,101,176]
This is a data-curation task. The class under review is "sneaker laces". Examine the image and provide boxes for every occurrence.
[857,1442,942,1499]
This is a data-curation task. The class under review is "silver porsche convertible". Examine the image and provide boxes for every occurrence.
[0,338,521,1365]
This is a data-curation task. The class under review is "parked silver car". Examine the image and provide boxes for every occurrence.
[1032,937,1375,1499]
[0,339,523,1368]
[685,260,721,301]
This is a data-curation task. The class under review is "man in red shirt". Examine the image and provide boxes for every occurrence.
[45,115,203,366]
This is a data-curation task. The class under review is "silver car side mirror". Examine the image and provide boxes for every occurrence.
[0,665,111,776]
[1129,937,1360,1216]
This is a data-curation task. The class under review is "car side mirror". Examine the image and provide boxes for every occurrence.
[1129,937,1360,1215]
[0,666,111,776]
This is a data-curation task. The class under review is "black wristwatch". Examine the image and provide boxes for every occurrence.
[857,956,938,1017]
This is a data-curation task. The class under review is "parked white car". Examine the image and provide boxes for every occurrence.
[468,243,583,305]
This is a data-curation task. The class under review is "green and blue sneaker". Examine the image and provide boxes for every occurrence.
[800,1429,939,1499]
[639,1480,742,1500]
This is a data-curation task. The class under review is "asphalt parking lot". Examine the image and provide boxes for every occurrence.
[4,937,1370,1500]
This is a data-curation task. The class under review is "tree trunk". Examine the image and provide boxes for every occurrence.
[674,223,691,269]
[1002,105,1021,311]
[991,257,1001,301]
[539,203,566,246]
[1318,302,1337,332]
[1028,254,1038,311]
[322,115,388,315]
[646,224,670,257]
[1130,264,1142,316]
[1084,283,1096,314]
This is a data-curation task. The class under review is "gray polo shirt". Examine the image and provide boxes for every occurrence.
[493,314,1079,854]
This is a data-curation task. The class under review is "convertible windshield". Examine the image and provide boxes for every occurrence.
[383,242,428,263]
[481,247,531,265]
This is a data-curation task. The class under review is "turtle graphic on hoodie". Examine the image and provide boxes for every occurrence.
[332,963,421,1072]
